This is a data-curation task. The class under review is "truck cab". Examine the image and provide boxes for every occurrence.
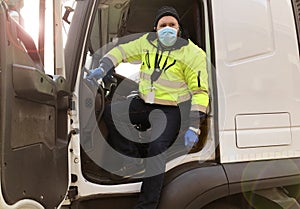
[1,0,300,208]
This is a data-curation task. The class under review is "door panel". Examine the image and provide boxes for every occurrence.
[212,0,300,163]
[0,1,69,208]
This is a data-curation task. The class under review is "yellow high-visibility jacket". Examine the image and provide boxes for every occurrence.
[104,33,209,113]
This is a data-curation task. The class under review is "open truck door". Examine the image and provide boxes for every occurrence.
[0,0,70,208]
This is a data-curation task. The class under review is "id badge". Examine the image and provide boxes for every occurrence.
[145,91,155,104]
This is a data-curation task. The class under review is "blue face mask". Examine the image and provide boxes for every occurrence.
[157,26,178,47]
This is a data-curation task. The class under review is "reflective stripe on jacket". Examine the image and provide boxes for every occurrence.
[105,33,209,113]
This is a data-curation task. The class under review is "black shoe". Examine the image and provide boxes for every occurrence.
[111,159,145,179]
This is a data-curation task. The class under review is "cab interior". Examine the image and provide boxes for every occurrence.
[78,0,212,184]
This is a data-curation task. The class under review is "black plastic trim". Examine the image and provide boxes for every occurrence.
[291,0,300,54]
[159,162,228,209]
[70,159,300,208]
[223,158,300,195]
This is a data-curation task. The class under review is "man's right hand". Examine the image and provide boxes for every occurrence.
[86,67,105,81]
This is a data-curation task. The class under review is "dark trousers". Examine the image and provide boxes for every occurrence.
[103,97,188,209]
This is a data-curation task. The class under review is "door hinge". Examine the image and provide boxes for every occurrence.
[67,186,78,201]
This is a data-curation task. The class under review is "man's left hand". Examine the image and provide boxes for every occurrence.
[184,129,199,148]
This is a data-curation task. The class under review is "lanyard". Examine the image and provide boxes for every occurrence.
[149,48,176,86]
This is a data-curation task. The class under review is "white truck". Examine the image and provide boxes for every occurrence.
[1,0,300,208]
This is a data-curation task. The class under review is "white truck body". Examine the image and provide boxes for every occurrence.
[213,0,300,163]
[0,0,300,208]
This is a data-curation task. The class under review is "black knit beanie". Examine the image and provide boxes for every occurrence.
[154,6,180,28]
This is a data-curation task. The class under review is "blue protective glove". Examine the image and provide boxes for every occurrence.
[184,129,199,148]
[86,67,105,81]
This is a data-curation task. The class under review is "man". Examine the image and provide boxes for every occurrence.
[87,6,209,209]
